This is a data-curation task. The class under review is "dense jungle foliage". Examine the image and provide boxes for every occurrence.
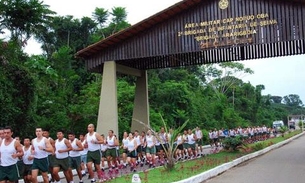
[1,0,304,139]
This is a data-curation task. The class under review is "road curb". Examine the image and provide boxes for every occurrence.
[173,132,304,183]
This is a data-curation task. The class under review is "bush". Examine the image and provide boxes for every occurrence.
[252,142,265,151]
[222,136,243,151]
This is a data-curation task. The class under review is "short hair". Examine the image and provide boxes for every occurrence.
[57,129,65,134]
[23,136,31,140]
[68,131,75,136]
[36,127,43,131]
[4,126,12,132]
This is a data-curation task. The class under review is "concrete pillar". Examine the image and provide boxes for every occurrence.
[96,61,118,137]
[131,70,150,132]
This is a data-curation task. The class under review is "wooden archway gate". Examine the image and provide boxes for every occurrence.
[76,0,305,136]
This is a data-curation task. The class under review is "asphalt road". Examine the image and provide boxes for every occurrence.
[204,134,305,183]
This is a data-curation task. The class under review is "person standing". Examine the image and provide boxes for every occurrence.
[0,126,24,183]
[42,129,56,183]
[22,137,34,183]
[106,130,119,172]
[14,136,24,183]
[187,129,197,159]
[100,134,107,171]
[127,133,137,172]
[134,130,143,166]
[158,127,168,166]
[145,130,156,168]
[31,127,54,183]
[85,124,104,183]
[121,132,129,168]
[175,133,184,161]
[195,127,203,156]
[53,130,73,183]
[68,132,84,183]
[79,133,88,176]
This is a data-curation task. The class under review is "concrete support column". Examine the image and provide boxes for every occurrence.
[97,61,118,136]
[131,70,150,132]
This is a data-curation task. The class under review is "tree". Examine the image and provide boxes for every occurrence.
[0,0,55,45]
[92,6,130,40]
[270,96,283,104]
[283,94,303,107]
[201,62,254,100]
[0,40,36,136]
[92,7,108,39]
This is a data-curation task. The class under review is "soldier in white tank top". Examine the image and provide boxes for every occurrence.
[31,127,54,183]
[53,131,73,183]
[86,132,101,151]
[79,134,88,177]
[0,127,24,182]
[22,137,34,183]
[68,132,84,182]
[0,139,18,166]
[85,124,104,182]
[23,144,34,165]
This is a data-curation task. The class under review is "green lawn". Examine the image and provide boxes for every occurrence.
[108,130,302,183]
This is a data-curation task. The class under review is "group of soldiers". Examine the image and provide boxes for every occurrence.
[0,124,105,183]
[0,124,206,183]
[208,125,275,147]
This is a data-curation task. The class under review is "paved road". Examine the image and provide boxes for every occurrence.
[204,134,305,183]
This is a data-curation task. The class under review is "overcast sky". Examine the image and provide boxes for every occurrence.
[22,0,305,103]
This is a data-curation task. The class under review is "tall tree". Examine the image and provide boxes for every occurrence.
[0,0,55,45]
[283,94,303,107]
[201,62,254,100]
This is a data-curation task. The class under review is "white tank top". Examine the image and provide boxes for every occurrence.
[187,134,196,144]
[195,130,202,139]
[134,135,141,146]
[107,136,115,149]
[22,145,33,165]
[127,139,136,151]
[146,135,155,147]
[122,137,129,148]
[176,135,183,145]
[86,132,100,151]
[155,137,160,146]
[159,133,167,144]
[101,141,108,151]
[33,137,48,159]
[69,138,80,157]
[0,139,17,166]
[55,138,69,159]
[80,140,88,155]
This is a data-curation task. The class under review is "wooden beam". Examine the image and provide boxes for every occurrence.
[116,64,142,77]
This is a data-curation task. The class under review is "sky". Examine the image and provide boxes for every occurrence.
[22,0,305,103]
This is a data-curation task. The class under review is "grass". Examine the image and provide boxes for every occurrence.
[108,130,302,183]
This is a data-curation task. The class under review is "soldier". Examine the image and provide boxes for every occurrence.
[31,127,54,183]
[68,132,84,183]
[53,130,73,183]
[22,137,34,183]
[84,124,104,183]
[0,126,24,183]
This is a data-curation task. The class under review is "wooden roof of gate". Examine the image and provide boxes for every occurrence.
[76,0,305,73]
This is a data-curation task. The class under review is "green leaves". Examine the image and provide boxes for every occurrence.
[0,0,55,44]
